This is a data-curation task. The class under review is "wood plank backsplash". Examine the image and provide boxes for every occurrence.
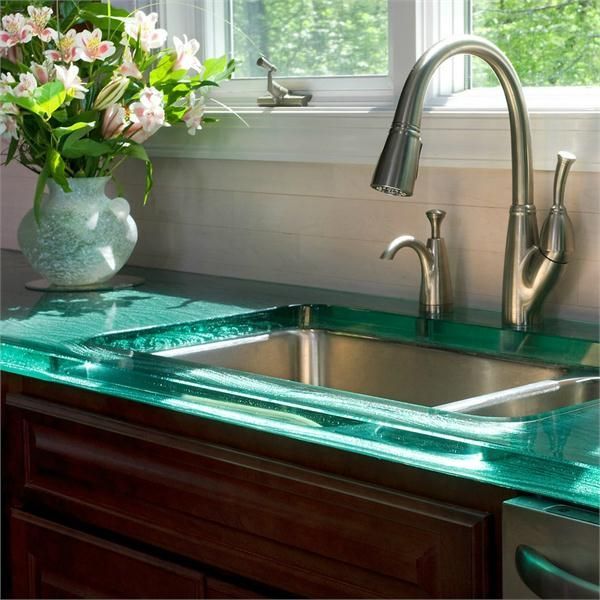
[1,158,598,322]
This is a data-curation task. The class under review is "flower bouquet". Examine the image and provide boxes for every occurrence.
[0,1,234,287]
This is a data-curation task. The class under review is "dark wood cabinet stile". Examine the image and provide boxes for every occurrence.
[2,373,511,598]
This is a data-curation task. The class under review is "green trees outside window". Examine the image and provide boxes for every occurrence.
[231,0,388,78]
[472,0,600,86]
[230,0,599,87]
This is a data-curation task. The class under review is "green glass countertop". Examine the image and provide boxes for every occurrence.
[1,250,599,508]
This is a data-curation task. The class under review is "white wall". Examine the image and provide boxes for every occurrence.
[1,158,598,321]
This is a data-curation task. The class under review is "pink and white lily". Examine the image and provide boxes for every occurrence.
[55,64,87,100]
[0,13,32,48]
[102,104,127,139]
[27,6,57,43]
[0,45,23,64]
[30,61,54,85]
[77,28,115,63]
[183,96,205,135]
[127,86,168,142]
[124,11,167,52]
[0,72,15,95]
[118,46,142,79]
[45,29,81,63]
[13,73,37,97]
[172,35,203,74]
[0,103,19,141]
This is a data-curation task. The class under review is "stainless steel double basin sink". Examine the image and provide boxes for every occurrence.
[156,329,600,417]
[126,305,599,420]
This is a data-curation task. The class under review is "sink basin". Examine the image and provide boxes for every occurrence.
[438,376,599,417]
[93,304,599,419]
[155,329,570,408]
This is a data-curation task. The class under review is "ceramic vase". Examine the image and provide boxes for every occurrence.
[18,177,138,287]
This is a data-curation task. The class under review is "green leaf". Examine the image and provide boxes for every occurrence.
[61,111,97,127]
[149,55,186,86]
[32,82,67,117]
[33,148,68,225]
[52,109,69,123]
[61,125,111,159]
[79,3,130,36]
[202,56,228,81]
[80,2,130,19]
[58,0,79,21]
[47,148,69,191]
[5,82,66,118]
[62,138,112,159]
[4,137,19,165]
[119,143,153,204]
[220,58,236,82]
[111,174,125,198]
[0,60,19,76]
[202,57,235,83]
[55,122,95,140]
[33,160,50,225]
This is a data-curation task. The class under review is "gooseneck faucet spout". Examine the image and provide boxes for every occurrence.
[372,35,575,330]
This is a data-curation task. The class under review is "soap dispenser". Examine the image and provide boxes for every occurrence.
[381,209,453,317]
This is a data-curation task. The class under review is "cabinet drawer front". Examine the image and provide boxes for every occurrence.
[7,397,491,598]
[10,510,205,599]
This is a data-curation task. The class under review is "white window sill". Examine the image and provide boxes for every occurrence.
[147,89,600,172]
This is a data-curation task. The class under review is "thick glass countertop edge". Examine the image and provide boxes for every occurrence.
[2,320,599,508]
[1,251,599,508]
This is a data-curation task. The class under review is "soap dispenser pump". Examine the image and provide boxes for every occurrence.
[381,209,453,317]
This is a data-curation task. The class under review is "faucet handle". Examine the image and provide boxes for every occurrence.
[553,151,576,208]
[539,151,576,263]
[426,209,446,239]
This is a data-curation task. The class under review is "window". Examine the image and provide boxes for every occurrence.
[230,0,389,78]
[161,0,599,106]
[163,0,467,105]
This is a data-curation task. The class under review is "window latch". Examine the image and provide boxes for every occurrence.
[256,56,311,107]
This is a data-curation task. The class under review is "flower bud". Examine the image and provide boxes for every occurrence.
[101,104,126,139]
[93,76,130,111]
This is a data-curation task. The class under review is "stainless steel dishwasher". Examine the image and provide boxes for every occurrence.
[503,496,600,599]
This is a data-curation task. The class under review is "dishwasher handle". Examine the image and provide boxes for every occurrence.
[516,545,600,599]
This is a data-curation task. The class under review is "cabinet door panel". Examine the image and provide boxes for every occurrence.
[7,395,491,598]
[205,577,266,599]
[10,510,205,599]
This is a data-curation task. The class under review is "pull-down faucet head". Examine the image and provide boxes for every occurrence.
[371,35,533,206]
[371,123,422,197]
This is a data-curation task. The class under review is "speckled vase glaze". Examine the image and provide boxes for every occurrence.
[18,177,138,287]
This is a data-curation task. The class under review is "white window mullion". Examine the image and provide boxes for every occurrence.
[199,0,231,59]
[161,0,198,41]
[388,0,419,100]
[420,0,468,102]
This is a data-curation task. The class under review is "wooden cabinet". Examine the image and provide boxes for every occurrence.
[10,511,206,599]
[10,510,265,599]
[2,374,507,599]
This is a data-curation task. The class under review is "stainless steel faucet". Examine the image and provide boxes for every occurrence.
[371,35,575,330]
[381,209,453,318]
